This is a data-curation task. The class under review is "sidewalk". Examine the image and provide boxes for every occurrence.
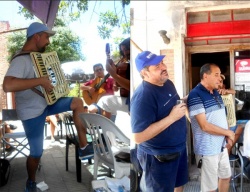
[0,136,97,192]
[1,118,250,192]
[186,163,250,192]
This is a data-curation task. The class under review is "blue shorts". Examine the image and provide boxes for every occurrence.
[91,103,102,114]
[22,97,73,158]
[137,147,188,192]
[230,125,237,132]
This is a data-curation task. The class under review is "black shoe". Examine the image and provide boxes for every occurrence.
[229,154,239,161]
[9,124,17,130]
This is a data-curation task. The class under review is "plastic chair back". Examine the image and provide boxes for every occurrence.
[79,113,130,179]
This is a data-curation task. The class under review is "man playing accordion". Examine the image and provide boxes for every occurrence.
[3,22,93,192]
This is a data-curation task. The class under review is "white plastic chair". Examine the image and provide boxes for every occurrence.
[79,113,130,179]
[1,109,29,162]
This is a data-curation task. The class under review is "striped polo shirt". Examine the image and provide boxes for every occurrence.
[187,83,228,156]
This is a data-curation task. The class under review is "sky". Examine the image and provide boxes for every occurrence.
[0,1,129,74]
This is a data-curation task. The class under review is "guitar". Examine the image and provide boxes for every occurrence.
[82,43,111,105]
[82,74,110,105]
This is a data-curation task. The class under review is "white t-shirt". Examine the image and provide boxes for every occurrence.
[241,120,250,158]
[5,54,47,120]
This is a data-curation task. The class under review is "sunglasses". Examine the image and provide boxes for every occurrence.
[95,68,103,72]
[213,96,221,108]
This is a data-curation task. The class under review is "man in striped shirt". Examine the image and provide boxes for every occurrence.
[187,63,235,192]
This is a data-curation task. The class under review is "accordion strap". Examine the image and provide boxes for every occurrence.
[31,88,45,98]
[10,50,31,61]
[11,50,45,98]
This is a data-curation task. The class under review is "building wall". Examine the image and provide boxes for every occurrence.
[0,21,10,110]
[131,1,250,161]
[130,1,250,97]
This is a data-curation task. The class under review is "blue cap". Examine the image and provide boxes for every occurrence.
[27,22,56,38]
[135,51,165,72]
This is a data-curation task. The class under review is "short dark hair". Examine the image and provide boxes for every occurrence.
[119,37,130,57]
[200,63,218,79]
[93,63,103,71]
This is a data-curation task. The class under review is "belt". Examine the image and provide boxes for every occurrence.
[154,152,181,162]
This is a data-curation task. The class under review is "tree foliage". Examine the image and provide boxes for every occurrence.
[67,83,82,97]
[7,19,84,63]
[7,31,26,61]
[46,26,84,62]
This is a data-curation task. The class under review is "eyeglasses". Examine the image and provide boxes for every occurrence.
[213,96,221,108]
[95,68,103,72]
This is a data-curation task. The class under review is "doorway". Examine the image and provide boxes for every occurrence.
[190,52,230,89]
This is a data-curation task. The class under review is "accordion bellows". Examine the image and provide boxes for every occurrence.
[30,51,69,105]
[221,94,236,127]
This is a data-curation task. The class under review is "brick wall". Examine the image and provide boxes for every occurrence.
[161,49,175,83]
[0,21,10,110]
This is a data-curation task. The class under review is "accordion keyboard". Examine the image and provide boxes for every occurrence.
[221,94,236,127]
[30,51,69,105]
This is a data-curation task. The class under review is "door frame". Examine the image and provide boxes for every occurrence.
[185,44,250,95]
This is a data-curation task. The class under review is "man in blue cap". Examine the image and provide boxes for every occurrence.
[3,22,93,192]
[130,51,188,192]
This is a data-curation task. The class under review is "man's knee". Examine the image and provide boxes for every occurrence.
[71,97,84,110]
[29,153,43,159]
[88,105,98,113]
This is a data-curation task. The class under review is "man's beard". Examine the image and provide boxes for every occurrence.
[39,47,46,53]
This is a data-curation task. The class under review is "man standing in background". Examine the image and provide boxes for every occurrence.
[187,63,235,192]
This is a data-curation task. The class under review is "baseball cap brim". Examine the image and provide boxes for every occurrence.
[43,30,56,37]
[145,55,165,66]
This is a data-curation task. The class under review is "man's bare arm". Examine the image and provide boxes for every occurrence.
[3,76,53,92]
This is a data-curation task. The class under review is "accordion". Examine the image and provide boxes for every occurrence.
[30,51,69,105]
[221,94,236,127]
